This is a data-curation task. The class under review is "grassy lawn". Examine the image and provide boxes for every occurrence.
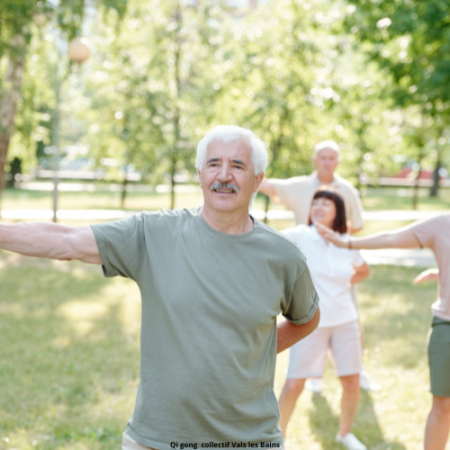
[1,251,446,450]
[360,187,450,211]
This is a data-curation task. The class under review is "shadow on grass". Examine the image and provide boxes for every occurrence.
[0,257,140,449]
[308,391,406,450]
[359,265,435,370]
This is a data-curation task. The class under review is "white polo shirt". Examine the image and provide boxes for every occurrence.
[271,172,364,230]
[283,225,365,328]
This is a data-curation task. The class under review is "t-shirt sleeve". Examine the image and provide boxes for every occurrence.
[347,186,364,230]
[91,213,147,281]
[282,255,319,325]
[410,216,440,248]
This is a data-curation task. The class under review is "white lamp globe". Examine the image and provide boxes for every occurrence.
[68,38,91,63]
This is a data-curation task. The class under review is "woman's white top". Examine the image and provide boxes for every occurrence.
[282,224,365,328]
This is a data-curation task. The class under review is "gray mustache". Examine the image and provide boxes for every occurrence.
[210,183,240,193]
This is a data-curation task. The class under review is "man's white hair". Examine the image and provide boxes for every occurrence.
[196,125,267,175]
[313,140,340,158]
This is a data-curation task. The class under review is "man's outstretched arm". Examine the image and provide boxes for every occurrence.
[0,222,102,265]
[258,179,278,200]
[276,307,320,354]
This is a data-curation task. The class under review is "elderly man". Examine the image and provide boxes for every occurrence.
[258,140,378,393]
[0,125,319,450]
[258,140,364,232]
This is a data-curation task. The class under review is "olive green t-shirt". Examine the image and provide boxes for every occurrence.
[91,208,318,450]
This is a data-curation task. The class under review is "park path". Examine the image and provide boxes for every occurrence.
[1,208,441,267]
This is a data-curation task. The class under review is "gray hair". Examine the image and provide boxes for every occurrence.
[313,140,340,158]
[196,125,267,175]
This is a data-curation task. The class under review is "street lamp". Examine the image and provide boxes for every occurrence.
[68,38,91,63]
[52,37,90,223]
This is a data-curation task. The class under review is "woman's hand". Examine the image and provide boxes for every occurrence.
[351,262,370,285]
[315,222,349,248]
[413,268,439,284]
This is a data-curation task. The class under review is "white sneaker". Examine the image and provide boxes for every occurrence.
[305,378,324,393]
[360,370,381,391]
[336,432,367,450]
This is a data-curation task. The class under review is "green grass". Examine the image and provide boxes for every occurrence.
[276,265,444,450]
[0,252,447,449]
[0,254,140,450]
[360,187,450,211]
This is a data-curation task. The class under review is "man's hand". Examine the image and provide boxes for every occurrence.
[413,268,439,284]
[0,223,102,265]
[277,307,320,354]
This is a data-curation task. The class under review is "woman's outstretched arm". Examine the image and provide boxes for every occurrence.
[315,222,421,250]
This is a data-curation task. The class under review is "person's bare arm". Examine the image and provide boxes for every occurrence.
[315,222,421,250]
[258,178,278,200]
[350,262,370,285]
[0,222,102,265]
[277,307,320,354]
[414,268,439,284]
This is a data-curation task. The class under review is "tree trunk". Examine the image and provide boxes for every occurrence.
[169,2,182,212]
[0,36,26,216]
[429,158,441,197]
[412,136,426,210]
[52,78,61,223]
[263,194,270,224]
[412,165,421,210]
[121,175,128,209]
[170,157,176,210]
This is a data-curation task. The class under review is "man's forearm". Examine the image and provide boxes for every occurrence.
[0,222,74,259]
[277,307,320,354]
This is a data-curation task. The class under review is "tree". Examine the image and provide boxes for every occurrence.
[345,0,450,197]
[0,0,127,212]
[81,0,222,208]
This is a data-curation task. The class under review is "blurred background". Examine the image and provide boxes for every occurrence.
[1,0,449,220]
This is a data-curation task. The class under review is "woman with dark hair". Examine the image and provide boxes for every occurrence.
[279,189,370,450]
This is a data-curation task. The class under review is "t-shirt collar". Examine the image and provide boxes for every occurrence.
[198,207,259,239]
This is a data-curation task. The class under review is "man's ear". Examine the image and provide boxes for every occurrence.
[253,173,264,192]
[197,169,202,188]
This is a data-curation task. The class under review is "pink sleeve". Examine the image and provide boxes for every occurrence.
[410,216,441,248]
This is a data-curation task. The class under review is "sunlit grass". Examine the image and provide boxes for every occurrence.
[360,187,450,211]
[1,252,447,449]
[0,254,140,450]
[277,265,445,450]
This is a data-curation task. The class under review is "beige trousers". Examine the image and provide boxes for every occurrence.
[122,432,156,450]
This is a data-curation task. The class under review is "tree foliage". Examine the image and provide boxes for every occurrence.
[2,0,450,211]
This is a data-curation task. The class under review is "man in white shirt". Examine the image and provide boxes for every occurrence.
[258,140,364,232]
[259,141,378,391]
